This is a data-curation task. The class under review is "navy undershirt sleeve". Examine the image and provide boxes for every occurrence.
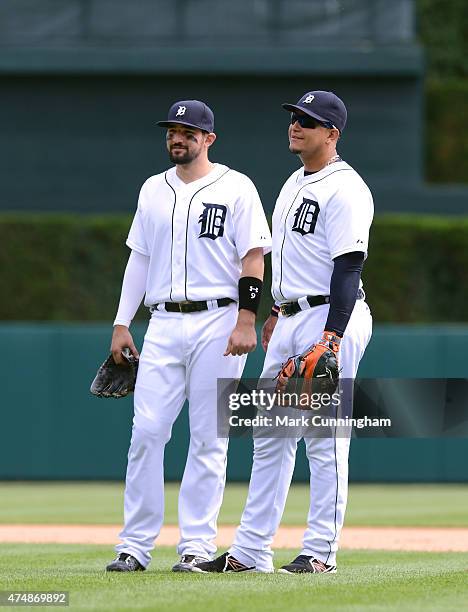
[325,251,365,337]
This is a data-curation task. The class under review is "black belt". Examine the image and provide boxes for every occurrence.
[279,289,364,318]
[151,298,234,314]
[280,295,330,317]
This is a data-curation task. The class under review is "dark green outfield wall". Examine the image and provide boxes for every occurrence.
[0,72,424,215]
[2,72,467,214]
[2,1,467,216]
[1,323,466,482]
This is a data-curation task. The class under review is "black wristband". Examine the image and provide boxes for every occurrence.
[238,276,263,315]
[271,304,280,318]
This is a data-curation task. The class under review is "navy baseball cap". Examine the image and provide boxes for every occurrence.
[157,100,215,133]
[282,91,347,132]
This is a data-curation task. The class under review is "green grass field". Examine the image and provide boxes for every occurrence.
[1,483,467,611]
[1,482,467,526]
[0,545,466,612]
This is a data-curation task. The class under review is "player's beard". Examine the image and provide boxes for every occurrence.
[288,137,304,155]
[169,146,201,165]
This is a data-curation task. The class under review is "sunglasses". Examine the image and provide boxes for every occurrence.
[290,113,335,130]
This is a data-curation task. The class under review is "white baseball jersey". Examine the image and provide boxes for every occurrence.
[271,161,373,302]
[229,159,374,572]
[127,163,271,305]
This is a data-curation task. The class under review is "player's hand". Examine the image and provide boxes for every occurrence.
[111,325,140,364]
[224,310,257,356]
[261,315,278,352]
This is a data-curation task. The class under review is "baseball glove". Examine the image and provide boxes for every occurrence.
[275,331,340,405]
[90,348,139,398]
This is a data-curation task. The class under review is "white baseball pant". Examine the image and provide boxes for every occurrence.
[230,299,372,571]
[116,302,246,567]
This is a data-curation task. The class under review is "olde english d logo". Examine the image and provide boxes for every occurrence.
[198,203,227,240]
[292,198,320,235]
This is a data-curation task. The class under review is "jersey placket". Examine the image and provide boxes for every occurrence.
[171,186,191,302]
[274,191,299,301]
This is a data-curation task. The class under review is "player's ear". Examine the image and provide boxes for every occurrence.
[205,132,217,148]
[328,128,340,144]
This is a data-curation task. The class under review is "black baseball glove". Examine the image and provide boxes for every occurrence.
[90,348,139,398]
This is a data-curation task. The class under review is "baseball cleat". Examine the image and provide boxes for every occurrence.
[106,552,145,572]
[278,555,337,574]
[192,552,256,573]
[172,554,210,572]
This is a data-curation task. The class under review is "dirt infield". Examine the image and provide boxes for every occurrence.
[1,525,467,552]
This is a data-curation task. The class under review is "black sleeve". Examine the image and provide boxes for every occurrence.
[324,251,365,337]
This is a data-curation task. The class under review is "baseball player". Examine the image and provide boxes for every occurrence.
[195,90,373,574]
[105,100,271,572]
